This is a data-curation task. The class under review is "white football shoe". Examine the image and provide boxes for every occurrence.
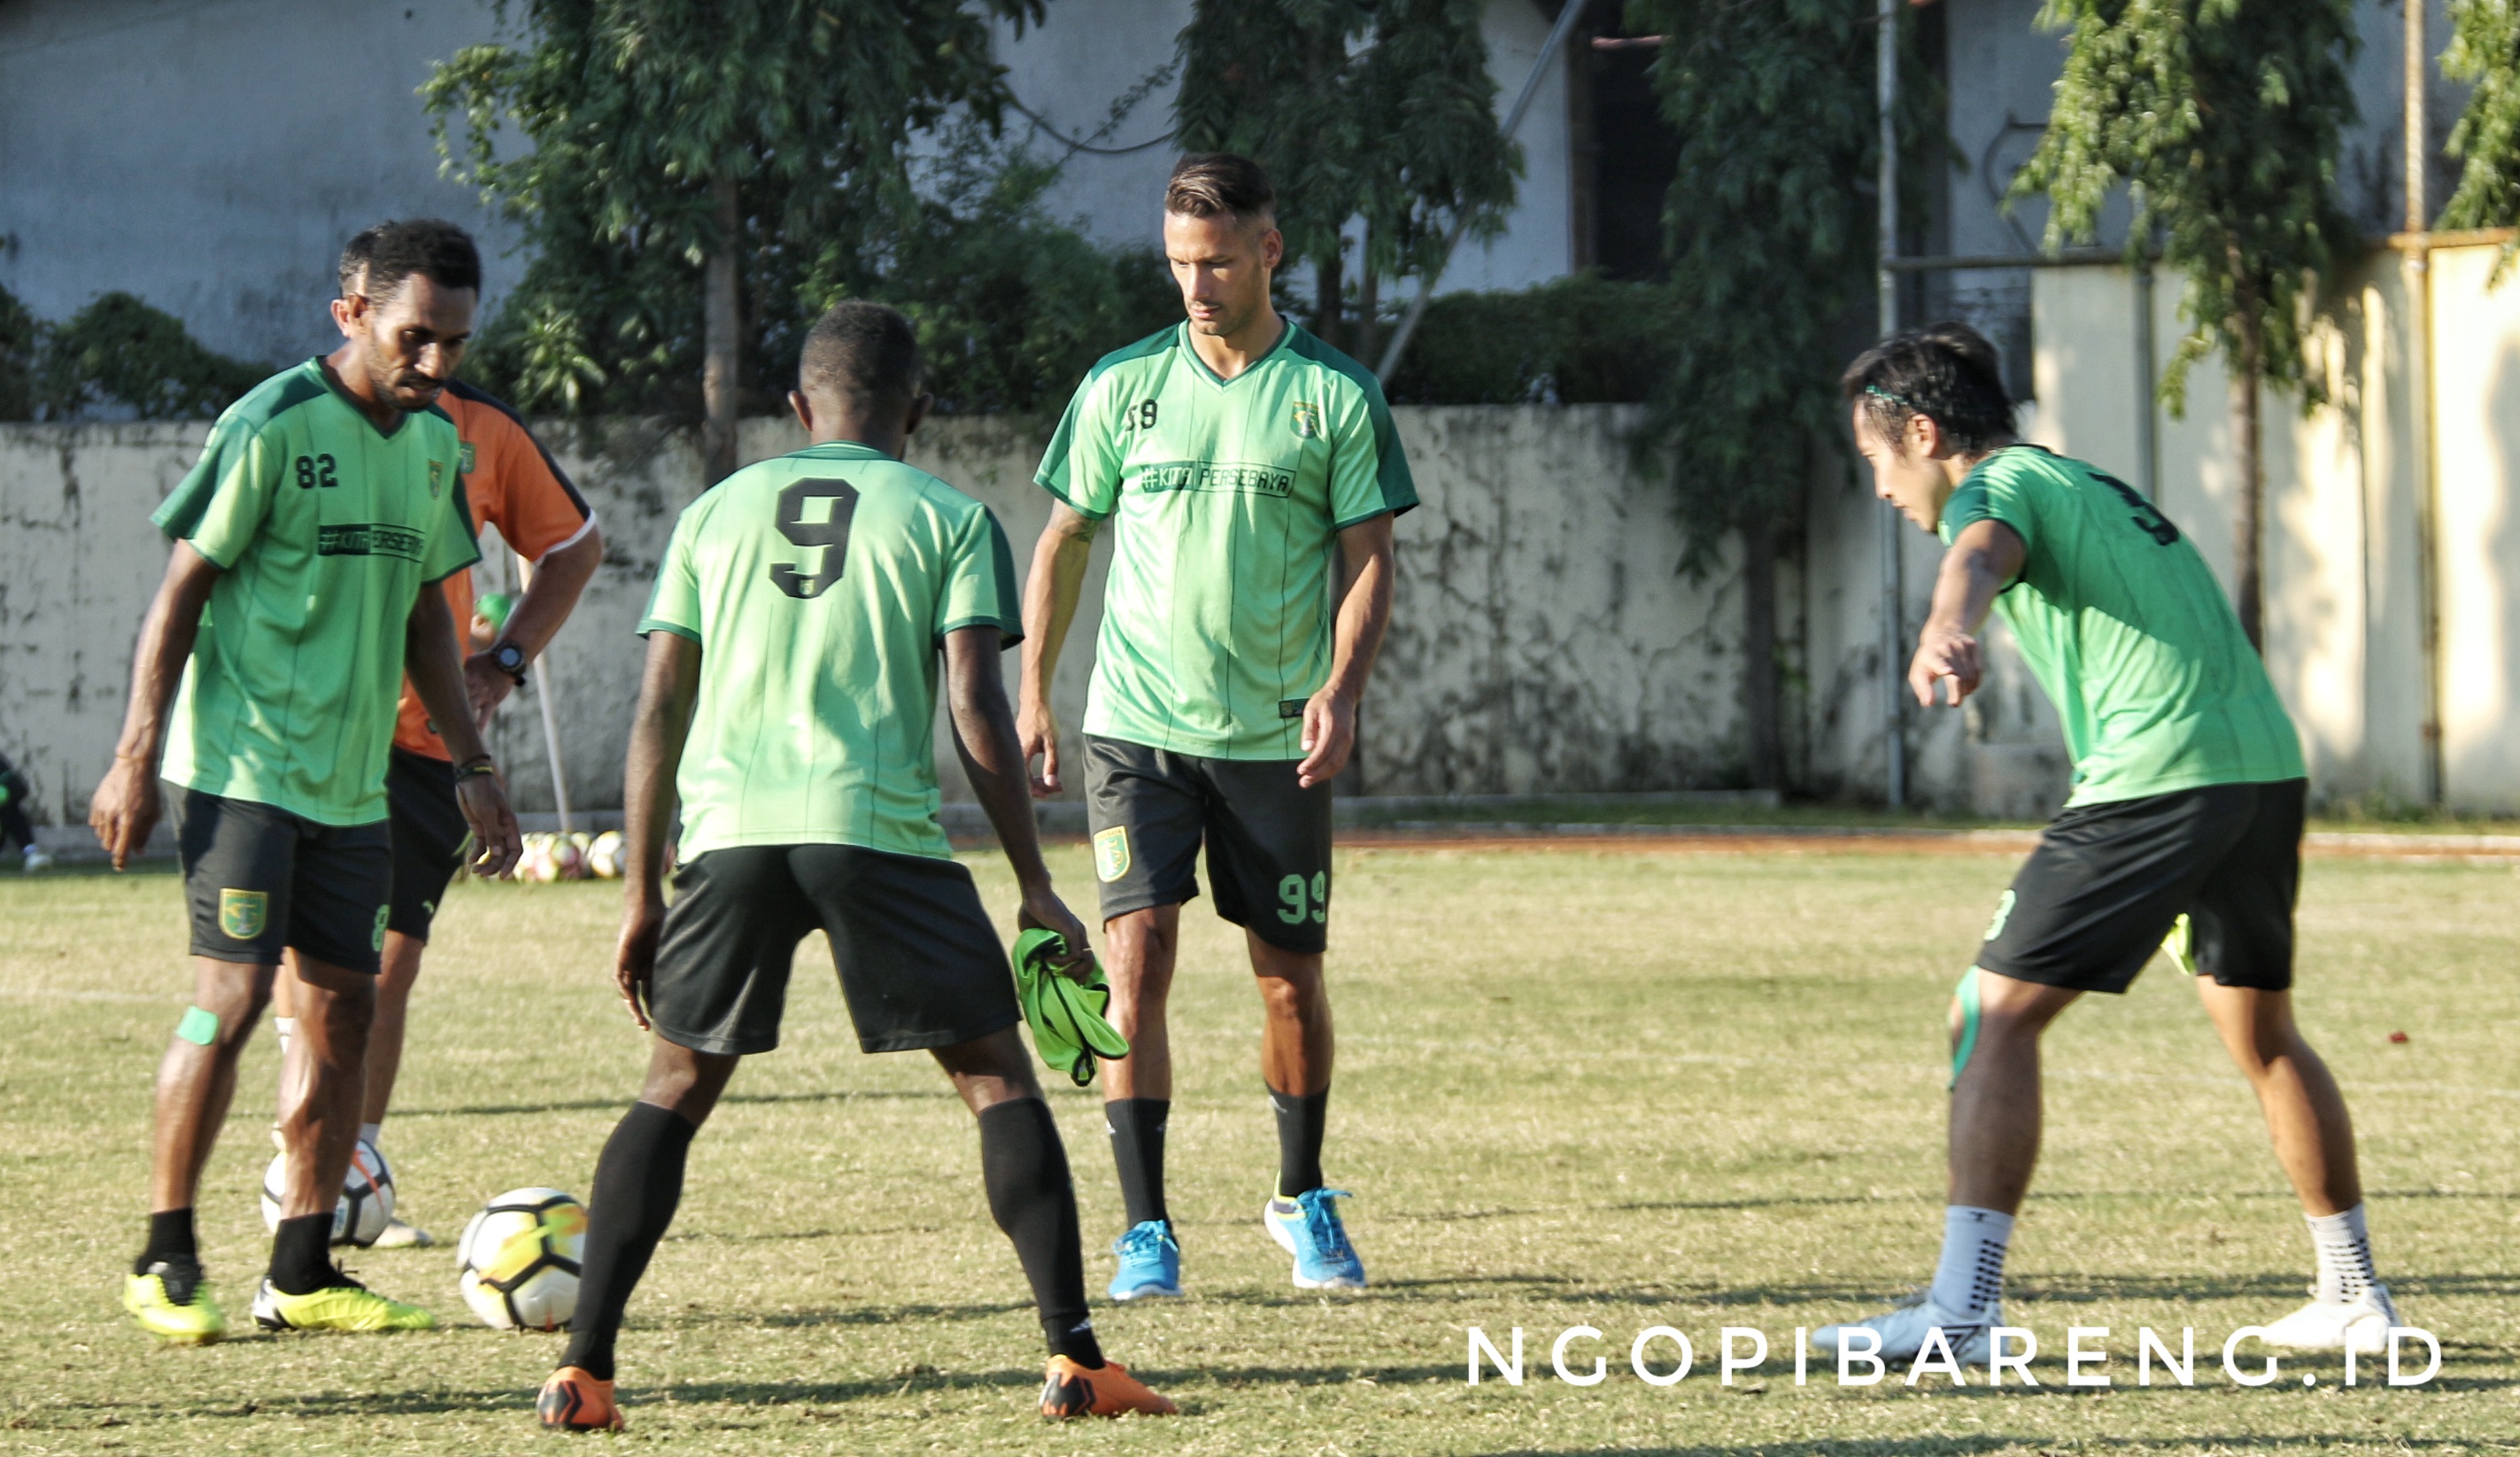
[1812,1292,1999,1363]
[2260,1285,2400,1354]
[369,1217,435,1250]
[20,847,52,872]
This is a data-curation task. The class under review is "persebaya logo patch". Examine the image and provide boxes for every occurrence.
[218,888,268,941]
[428,458,446,498]
[1290,400,1323,438]
[372,903,390,952]
[1983,888,2017,942]
[1094,826,1132,883]
[459,439,477,475]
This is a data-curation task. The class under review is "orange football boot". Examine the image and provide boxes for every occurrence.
[1040,1354,1177,1418]
[537,1366,625,1431]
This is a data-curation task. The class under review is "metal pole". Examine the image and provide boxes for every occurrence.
[2134,256,2157,499]
[1375,0,1591,384]
[1876,0,1906,810]
[517,549,575,835]
[2407,0,2445,806]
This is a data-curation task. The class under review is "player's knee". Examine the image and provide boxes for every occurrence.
[1254,965,1325,1022]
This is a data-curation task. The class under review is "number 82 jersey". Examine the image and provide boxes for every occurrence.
[639,440,1021,861]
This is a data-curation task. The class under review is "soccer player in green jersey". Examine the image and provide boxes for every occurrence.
[1813,324,2400,1363]
[1020,154,1413,1298]
[536,304,1172,1431]
[90,220,524,1344]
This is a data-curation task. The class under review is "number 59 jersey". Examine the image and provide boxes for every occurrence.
[638,440,1022,862]
[1939,445,2303,809]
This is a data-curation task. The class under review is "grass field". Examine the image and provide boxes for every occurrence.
[2,842,2513,1454]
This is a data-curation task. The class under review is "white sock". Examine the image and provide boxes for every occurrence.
[359,1121,383,1150]
[273,1016,298,1063]
[1929,1205,2014,1317]
[2307,1204,2377,1304]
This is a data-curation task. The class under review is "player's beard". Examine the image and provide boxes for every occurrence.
[367,352,443,414]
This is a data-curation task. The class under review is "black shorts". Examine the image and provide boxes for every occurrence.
[1081,735,1333,955]
[648,844,1020,1057]
[384,748,468,942]
[1977,779,2306,995]
[167,784,392,973]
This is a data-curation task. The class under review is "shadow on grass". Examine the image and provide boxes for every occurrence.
[1462,1438,2506,1457]
[398,1088,953,1119]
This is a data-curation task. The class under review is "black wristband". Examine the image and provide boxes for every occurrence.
[453,757,498,785]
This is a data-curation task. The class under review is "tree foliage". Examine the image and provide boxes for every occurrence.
[2441,0,2520,234]
[1626,0,1936,563]
[1171,0,1519,329]
[0,287,261,422]
[1379,275,1685,406]
[2014,0,2361,412]
[425,0,1048,415]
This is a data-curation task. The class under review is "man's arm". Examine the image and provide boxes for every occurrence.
[1017,503,1099,797]
[1910,517,2028,708]
[947,624,1092,971]
[406,589,522,877]
[88,544,221,870]
[616,631,700,1028]
[1295,513,1396,790]
[465,526,604,725]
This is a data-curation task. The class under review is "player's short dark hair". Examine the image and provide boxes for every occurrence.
[338,219,482,300]
[1841,322,2015,453]
[799,300,921,411]
[1166,153,1275,226]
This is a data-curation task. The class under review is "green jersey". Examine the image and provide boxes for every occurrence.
[1941,446,2304,807]
[1037,320,1416,759]
[640,440,1021,862]
[153,360,478,825]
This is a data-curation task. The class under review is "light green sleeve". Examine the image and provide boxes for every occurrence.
[421,438,485,584]
[1034,371,1123,520]
[1942,455,2041,558]
[937,505,1024,647]
[638,506,705,642]
[1326,374,1417,529]
[151,415,279,569]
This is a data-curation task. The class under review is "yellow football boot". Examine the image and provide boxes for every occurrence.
[123,1261,227,1345]
[251,1275,435,1332]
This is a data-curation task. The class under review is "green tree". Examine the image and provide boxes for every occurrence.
[2014,0,2361,650]
[1171,0,1519,360]
[2441,0,2520,238]
[1627,0,1936,791]
[36,293,263,421]
[427,0,1044,483]
[0,284,37,422]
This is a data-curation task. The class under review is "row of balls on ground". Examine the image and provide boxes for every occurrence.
[514,829,626,882]
[259,1145,586,1330]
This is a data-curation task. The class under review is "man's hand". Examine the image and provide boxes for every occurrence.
[462,650,518,731]
[455,771,524,878]
[88,756,162,872]
[615,897,662,1030]
[1018,694,1063,797]
[1296,688,1357,789]
[1016,880,1094,982]
[1909,622,1985,707]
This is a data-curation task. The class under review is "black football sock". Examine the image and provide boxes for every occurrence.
[560,1100,698,1383]
[267,1213,337,1295]
[978,1097,1103,1369]
[135,1207,198,1273]
[1104,1097,1171,1228]
[1269,1085,1329,1198]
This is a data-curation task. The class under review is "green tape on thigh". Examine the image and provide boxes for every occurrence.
[175,1006,219,1046]
[1948,968,1982,1091]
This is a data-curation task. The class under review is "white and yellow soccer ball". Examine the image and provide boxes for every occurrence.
[458,1188,586,1331]
[549,833,586,881]
[518,833,558,883]
[586,830,624,880]
[259,1138,396,1247]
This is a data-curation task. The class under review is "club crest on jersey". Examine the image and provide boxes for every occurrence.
[1290,400,1323,438]
[219,888,268,941]
[428,459,446,498]
[459,440,477,475]
[1094,826,1132,883]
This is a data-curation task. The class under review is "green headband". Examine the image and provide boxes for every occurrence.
[1864,384,1915,410]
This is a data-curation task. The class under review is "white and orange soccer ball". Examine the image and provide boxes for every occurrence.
[549,833,586,881]
[259,1138,395,1248]
[458,1188,586,1331]
[585,830,625,880]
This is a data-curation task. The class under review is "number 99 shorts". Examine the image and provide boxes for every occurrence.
[1080,735,1333,955]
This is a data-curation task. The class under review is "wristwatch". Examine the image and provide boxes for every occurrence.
[488,639,529,686]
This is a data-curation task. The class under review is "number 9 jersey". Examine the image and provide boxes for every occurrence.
[1938,445,2304,807]
[638,440,1022,863]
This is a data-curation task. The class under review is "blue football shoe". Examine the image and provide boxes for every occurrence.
[1263,1188,1365,1290]
[1107,1220,1182,1301]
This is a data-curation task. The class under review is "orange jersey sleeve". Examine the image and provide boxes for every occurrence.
[391,384,595,760]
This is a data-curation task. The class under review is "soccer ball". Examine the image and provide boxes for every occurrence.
[259,1139,396,1247]
[520,833,558,883]
[550,833,586,881]
[586,830,624,880]
[458,1188,586,1331]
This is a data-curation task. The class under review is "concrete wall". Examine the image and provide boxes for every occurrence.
[0,405,1813,828]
